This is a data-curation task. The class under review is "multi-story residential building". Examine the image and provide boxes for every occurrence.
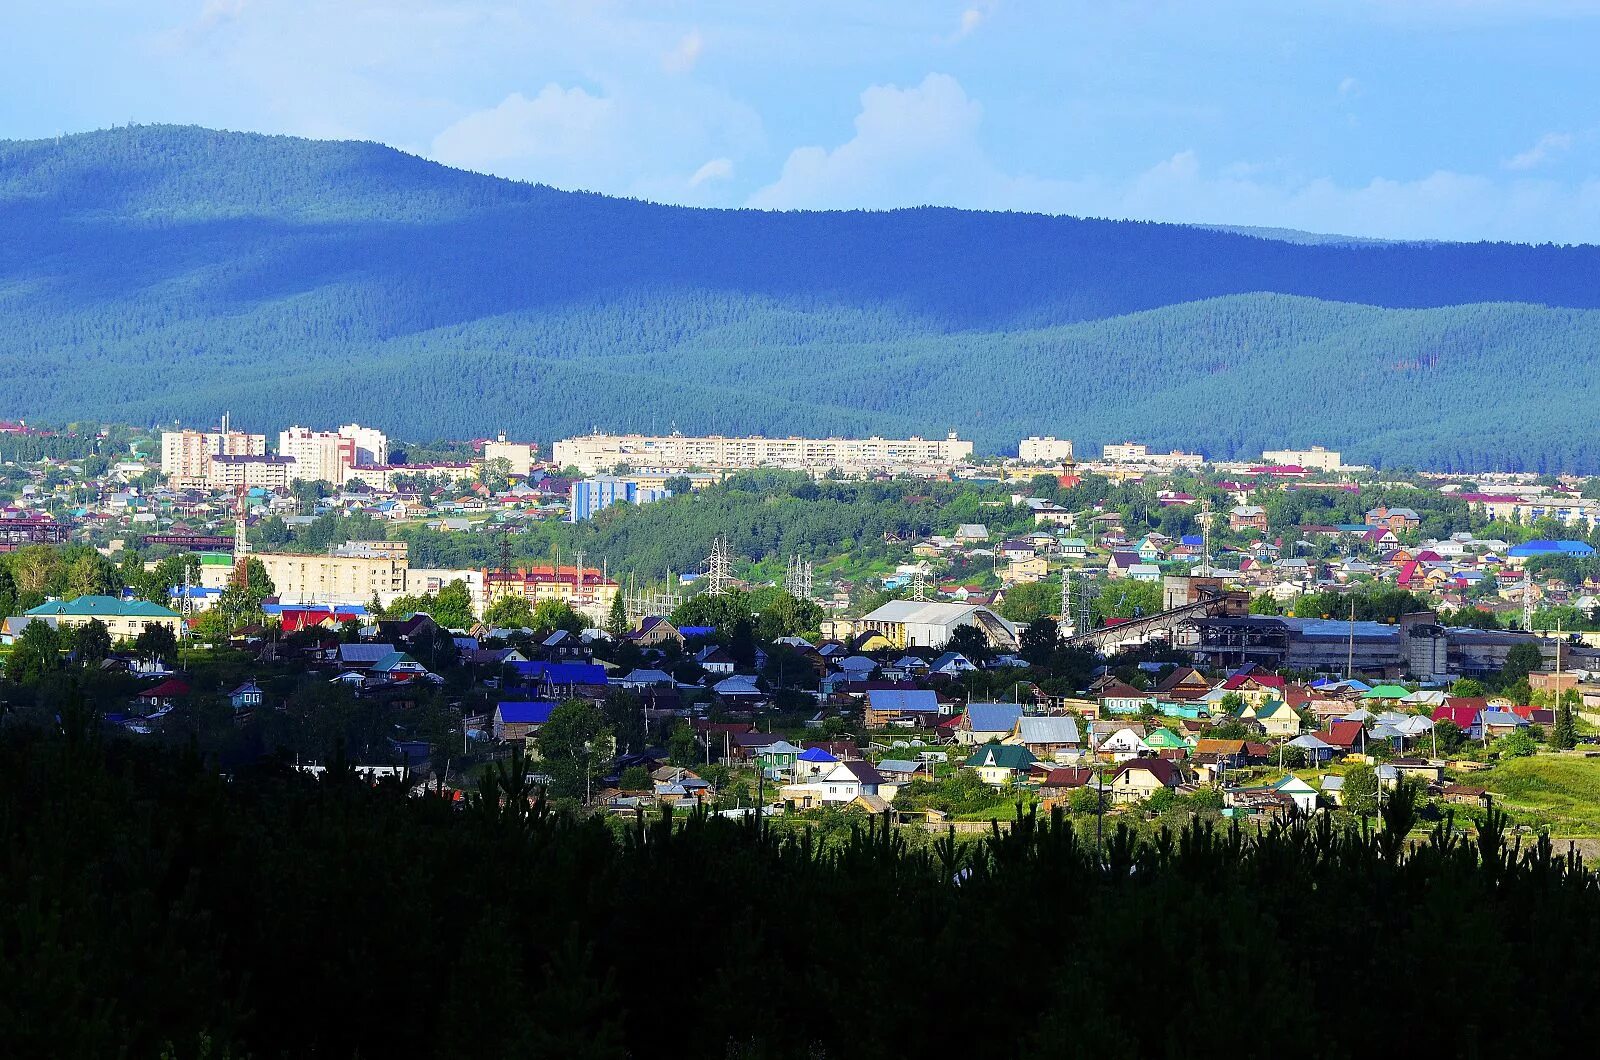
[1017,436,1076,464]
[1100,442,1205,468]
[569,476,671,522]
[337,424,389,467]
[483,565,620,622]
[160,428,267,482]
[207,454,295,490]
[344,463,478,491]
[552,430,974,476]
[253,545,409,606]
[1261,446,1343,472]
[483,434,538,478]
[278,427,357,485]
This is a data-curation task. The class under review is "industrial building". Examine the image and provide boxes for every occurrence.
[569,476,672,522]
[823,600,1020,651]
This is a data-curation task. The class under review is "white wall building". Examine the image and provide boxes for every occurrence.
[552,430,974,476]
[1018,436,1075,463]
[160,429,266,482]
[1261,446,1343,471]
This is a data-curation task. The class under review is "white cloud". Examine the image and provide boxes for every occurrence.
[1338,76,1360,96]
[662,30,703,74]
[749,72,1600,241]
[957,8,985,36]
[689,157,734,187]
[1505,131,1574,170]
[431,86,616,180]
[748,73,990,209]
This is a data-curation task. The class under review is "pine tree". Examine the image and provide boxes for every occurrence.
[1554,690,1578,750]
[607,591,630,637]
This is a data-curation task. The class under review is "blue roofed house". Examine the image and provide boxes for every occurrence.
[227,679,265,713]
[494,701,557,741]
[794,745,840,780]
[957,702,1025,745]
[865,688,943,728]
[1507,540,1596,567]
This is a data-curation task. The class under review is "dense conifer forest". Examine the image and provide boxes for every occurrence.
[2,718,1598,1058]
[3,125,1600,469]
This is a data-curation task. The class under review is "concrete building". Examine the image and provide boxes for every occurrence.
[337,424,389,466]
[484,434,538,478]
[160,429,267,483]
[1099,442,1205,469]
[253,546,409,606]
[207,454,295,490]
[406,568,488,617]
[1261,446,1343,472]
[1018,436,1076,464]
[552,430,974,476]
[278,427,357,485]
[483,565,621,624]
[569,476,671,522]
[345,463,478,491]
[21,595,183,642]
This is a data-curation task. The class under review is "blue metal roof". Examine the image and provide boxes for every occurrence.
[497,701,557,724]
[1508,540,1595,557]
[964,702,1024,733]
[866,689,941,713]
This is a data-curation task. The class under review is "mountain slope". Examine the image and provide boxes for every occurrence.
[2,125,1598,469]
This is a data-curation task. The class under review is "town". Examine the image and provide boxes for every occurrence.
[4,416,1600,837]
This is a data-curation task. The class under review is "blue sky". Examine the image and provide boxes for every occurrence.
[5,1,1600,242]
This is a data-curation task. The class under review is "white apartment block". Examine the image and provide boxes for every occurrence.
[1017,436,1075,463]
[1100,442,1205,469]
[207,454,295,490]
[278,427,356,485]
[552,430,974,476]
[338,423,389,466]
[160,429,267,482]
[253,549,409,606]
[483,434,538,477]
[1261,446,1343,472]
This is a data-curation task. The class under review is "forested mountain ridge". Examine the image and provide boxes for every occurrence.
[3,125,1599,469]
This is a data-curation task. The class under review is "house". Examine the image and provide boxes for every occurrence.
[493,700,557,741]
[713,674,768,707]
[965,744,1037,786]
[628,616,685,648]
[1365,506,1421,533]
[1229,505,1268,533]
[1141,727,1189,758]
[1108,758,1184,803]
[1479,709,1528,738]
[1155,666,1212,701]
[958,702,1025,744]
[782,760,887,808]
[793,745,840,780]
[135,678,190,711]
[338,642,397,671]
[1095,727,1150,762]
[369,651,433,683]
[227,679,264,712]
[1321,719,1366,755]
[955,523,990,543]
[695,646,737,675]
[1266,774,1319,813]
[865,689,943,728]
[1009,715,1082,761]
[1106,552,1141,578]
[1254,700,1301,738]
[1441,783,1491,807]
[1097,680,1149,716]
[1038,767,1098,799]
[929,651,978,677]
[1128,563,1162,583]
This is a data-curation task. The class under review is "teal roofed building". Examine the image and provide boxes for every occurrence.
[24,595,182,640]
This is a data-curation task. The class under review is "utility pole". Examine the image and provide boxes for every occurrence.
[705,535,733,596]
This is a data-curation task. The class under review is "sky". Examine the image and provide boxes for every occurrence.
[4,1,1600,242]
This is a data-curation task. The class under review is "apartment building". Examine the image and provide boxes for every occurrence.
[1099,442,1205,469]
[1261,446,1343,472]
[253,547,409,606]
[337,424,389,466]
[160,429,267,482]
[484,434,538,477]
[278,427,357,485]
[207,454,295,490]
[1017,436,1076,464]
[483,565,621,622]
[552,430,974,476]
[570,476,671,522]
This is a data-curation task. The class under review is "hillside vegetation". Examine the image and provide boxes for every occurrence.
[4,125,1600,468]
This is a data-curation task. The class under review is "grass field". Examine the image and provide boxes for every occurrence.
[1478,753,1600,834]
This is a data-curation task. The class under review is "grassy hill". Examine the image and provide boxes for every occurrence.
[3,124,1599,468]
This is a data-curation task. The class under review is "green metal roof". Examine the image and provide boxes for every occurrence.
[25,595,179,619]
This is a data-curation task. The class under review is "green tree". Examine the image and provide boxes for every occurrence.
[431,579,476,629]
[1500,642,1544,687]
[531,599,585,634]
[7,620,62,682]
[944,623,993,664]
[1019,615,1060,665]
[1342,764,1379,816]
[1451,678,1488,698]
[1553,689,1578,750]
[484,593,534,629]
[619,765,650,791]
[667,723,698,766]
[71,618,112,666]
[134,622,179,663]
[606,592,630,637]
[999,581,1056,624]
[536,700,614,800]
[65,550,120,598]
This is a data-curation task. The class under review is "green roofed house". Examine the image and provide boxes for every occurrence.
[1143,728,1189,752]
[1359,684,1412,703]
[1254,700,1302,738]
[965,743,1037,786]
[24,595,182,641]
